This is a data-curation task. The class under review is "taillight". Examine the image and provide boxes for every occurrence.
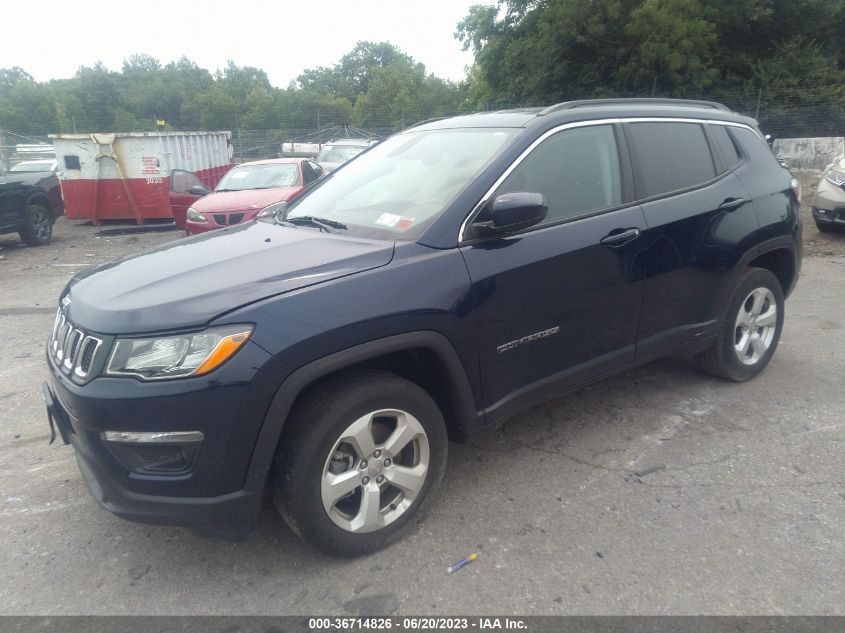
[790,177,801,204]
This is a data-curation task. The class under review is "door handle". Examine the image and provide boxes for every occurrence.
[718,197,747,212]
[600,227,641,247]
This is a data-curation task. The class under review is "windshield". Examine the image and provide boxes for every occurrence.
[285,128,517,240]
[315,145,366,164]
[10,160,55,172]
[216,163,300,191]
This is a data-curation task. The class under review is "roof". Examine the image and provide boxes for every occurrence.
[409,99,754,133]
[322,138,377,146]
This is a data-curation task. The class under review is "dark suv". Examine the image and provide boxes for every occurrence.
[0,162,63,245]
[45,99,801,556]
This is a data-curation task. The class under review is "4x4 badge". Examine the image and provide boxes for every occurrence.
[497,326,560,354]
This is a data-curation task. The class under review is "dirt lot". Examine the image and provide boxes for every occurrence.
[0,215,843,615]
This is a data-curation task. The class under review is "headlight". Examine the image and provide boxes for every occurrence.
[106,325,252,381]
[825,168,845,187]
[256,201,288,221]
[186,207,207,223]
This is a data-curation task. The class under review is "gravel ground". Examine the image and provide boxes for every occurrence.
[0,216,842,616]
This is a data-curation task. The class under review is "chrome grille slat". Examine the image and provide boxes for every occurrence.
[49,307,103,380]
[74,337,102,378]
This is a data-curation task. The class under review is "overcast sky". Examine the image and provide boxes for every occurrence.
[4,0,496,86]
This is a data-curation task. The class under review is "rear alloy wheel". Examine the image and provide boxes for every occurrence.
[274,370,447,556]
[698,267,785,381]
[19,204,53,246]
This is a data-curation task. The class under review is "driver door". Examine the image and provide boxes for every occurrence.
[169,169,208,228]
[460,123,647,417]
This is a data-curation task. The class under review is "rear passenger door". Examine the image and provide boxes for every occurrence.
[461,123,646,416]
[628,121,758,359]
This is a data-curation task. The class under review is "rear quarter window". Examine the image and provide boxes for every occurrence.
[730,127,783,170]
[709,124,742,172]
[627,122,717,199]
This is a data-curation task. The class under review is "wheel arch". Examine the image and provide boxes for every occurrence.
[745,239,799,298]
[244,331,481,494]
[26,193,54,217]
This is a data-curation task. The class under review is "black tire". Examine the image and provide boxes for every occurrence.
[273,369,448,556]
[698,267,785,382]
[19,204,53,246]
[815,221,836,233]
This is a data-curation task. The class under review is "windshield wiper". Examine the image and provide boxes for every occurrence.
[282,216,348,233]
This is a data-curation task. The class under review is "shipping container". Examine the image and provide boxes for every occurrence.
[49,131,234,224]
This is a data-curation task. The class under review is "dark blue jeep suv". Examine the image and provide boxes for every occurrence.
[45,99,802,555]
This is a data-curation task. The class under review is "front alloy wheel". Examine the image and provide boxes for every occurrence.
[321,409,429,533]
[275,369,447,556]
[20,204,53,246]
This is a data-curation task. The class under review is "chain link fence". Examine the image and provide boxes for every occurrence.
[3,95,843,169]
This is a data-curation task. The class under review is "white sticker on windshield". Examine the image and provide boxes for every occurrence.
[230,171,248,179]
[375,213,401,227]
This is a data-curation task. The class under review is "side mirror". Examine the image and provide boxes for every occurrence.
[188,184,211,196]
[472,192,547,237]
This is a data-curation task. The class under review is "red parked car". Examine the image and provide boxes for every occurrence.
[185,158,324,235]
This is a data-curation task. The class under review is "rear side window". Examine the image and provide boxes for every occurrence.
[710,125,741,171]
[627,122,716,198]
[730,127,783,169]
[498,124,622,224]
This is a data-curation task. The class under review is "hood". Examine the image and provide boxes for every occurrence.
[65,222,394,335]
[193,187,302,213]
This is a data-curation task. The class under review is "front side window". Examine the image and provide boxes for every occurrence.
[301,162,317,184]
[284,128,518,240]
[627,122,717,198]
[496,124,622,224]
[9,160,56,172]
[170,169,206,193]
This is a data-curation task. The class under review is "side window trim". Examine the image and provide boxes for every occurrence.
[457,117,761,244]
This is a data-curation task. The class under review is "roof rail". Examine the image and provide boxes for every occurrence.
[539,98,731,115]
[405,116,450,130]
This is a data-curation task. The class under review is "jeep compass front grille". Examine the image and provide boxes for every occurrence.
[49,308,103,379]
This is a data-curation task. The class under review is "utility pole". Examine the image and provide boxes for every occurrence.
[316,110,321,149]
[72,116,78,133]
[0,129,7,172]
[235,113,243,162]
[755,88,763,120]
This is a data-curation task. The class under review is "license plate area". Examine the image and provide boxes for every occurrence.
[42,382,74,445]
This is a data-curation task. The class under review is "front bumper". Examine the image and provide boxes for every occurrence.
[812,206,845,226]
[45,338,289,527]
[813,180,845,225]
